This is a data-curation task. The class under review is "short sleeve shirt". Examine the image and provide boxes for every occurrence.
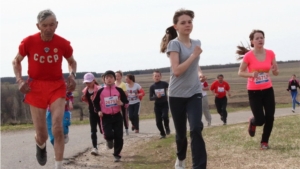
[166,38,202,97]
[19,33,73,80]
[243,49,275,90]
[126,83,142,104]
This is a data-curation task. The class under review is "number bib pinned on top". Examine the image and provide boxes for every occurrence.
[155,89,165,96]
[217,87,225,92]
[254,73,269,84]
[104,96,118,108]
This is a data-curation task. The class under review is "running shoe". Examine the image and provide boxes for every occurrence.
[91,148,99,156]
[135,130,139,133]
[208,122,211,127]
[36,144,47,166]
[260,142,269,150]
[292,109,295,113]
[166,128,171,135]
[114,155,121,162]
[160,135,166,139]
[125,129,129,136]
[106,140,114,149]
[248,117,256,137]
[131,126,135,131]
[175,158,186,169]
[64,134,69,144]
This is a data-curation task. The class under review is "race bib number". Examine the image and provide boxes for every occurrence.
[254,73,269,84]
[104,96,118,108]
[217,87,225,92]
[291,85,296,90]
[155,89,165,96]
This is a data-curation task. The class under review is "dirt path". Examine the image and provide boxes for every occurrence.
[1,107,297,169]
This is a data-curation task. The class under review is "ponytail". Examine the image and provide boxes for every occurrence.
[160,26,177,53]
[236,42,251,60]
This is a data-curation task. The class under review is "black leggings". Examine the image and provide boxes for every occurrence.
[214,96,228,123]
[128,102,140,130]
[169,93,207,169]
[154,102,170,136]
[89,111,102,148]
[248,87,275,143]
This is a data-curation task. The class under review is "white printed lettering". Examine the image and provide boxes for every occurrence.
[47,55,53,63]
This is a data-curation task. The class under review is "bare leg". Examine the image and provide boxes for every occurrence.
[50,98,65,161]
[29,106,48,145]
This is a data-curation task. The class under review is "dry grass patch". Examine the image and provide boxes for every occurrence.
[124,115,300,169]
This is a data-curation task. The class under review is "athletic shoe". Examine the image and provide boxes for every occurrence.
[260,142,269,150]
[166,128,171,135]
[36,144,47,166]
[131,126,135,131]
[106,140,114,149]
[135,130,139,133]
[114,155,121,162]
[208,122,211,127]
[248,117,256,137]
[175,158,186,169]
[223,122,227,125]
[91,148,99,156]
[64,134,69,144]
[292,109,295,113]
[160,135,166,139]
[125,129,129,136]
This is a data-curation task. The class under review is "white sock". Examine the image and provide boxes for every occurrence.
[55,161,63,169]
[37,142,46,149]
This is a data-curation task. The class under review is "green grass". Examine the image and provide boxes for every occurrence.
[123,115,300,169]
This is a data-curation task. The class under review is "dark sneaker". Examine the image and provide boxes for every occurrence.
[166,128,171,135]
[106,140,114,149]
[159,135,166,139]
[248,117,256,137]
[114,155,121,162]
[260,142,269,150]
[36,144,47,166]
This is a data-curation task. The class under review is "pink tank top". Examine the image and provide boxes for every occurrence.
[243,49,275,90]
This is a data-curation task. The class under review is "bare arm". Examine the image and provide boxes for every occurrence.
[169,46,202,77]
[66,56,77,75]
[65,56,77,91]
[238,61,255,78]
[198,66,203,77]
[271,58,279,76]
[12,53,25,82]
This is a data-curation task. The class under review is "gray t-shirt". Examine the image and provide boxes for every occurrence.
[166,38,202,97]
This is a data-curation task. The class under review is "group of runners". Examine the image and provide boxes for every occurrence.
[12,8,299,169]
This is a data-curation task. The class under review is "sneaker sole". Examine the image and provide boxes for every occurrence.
[91,152,99,156]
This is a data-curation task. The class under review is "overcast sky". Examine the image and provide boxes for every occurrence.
[1,0,299,77]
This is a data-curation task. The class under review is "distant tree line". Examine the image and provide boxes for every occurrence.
[2,60,298,84]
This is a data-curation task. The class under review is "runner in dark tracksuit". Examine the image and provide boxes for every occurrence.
[149,70,170,139]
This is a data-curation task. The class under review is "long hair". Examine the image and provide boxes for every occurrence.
[236,29,265,60]
[160,9,194,53]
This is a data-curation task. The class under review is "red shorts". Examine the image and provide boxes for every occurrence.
[24,79,66,109]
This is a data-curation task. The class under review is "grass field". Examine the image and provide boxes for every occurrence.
[123,115,300,169]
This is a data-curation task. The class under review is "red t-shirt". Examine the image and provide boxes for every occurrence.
[210,80,230,98]
[19,33,73,80]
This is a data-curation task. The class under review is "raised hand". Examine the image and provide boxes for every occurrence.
[193,45,202,57]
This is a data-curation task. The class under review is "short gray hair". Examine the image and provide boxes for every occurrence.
[37,9,56,23]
